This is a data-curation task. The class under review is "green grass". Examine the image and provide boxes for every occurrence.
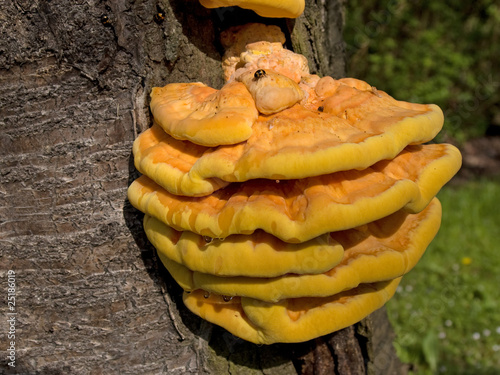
[386,178,500,374]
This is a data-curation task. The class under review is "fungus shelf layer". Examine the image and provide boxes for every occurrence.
[144,216,344,277]
[128,143,460,243]
[150,81,258,147]
[199,0,305,19]
[149,198,442,302]
[136,77,445,196]
[183,278,402,345]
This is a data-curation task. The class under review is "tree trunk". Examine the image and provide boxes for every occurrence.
[0,0,407,373]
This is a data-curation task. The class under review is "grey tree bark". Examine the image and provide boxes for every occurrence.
[0,0,407,373]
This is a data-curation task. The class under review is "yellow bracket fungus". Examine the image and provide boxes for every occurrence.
[183,278,401,344]
[199,0,305,19]
[127,22,462,344]
[144,217,344,277]
[150,81,257,147]
[136,78,446,197]
[128,144,461,243]
[159,199,441,302]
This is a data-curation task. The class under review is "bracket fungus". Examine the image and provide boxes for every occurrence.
[144,217,344,277]
[128,143,460,243]
[155,198,441,302]
[128,22,462,344]
[237,69,304,114]
[133,75,446,196]
[183,278,401,344]
[150,81,257,147]
[198,0,305,19]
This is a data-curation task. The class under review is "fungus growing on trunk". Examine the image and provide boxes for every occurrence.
[145,217,345,277]
[237,69,304,114]
[128,144,460,242]
[133,75,446,196]
[198,0,305,19]
[128,23,462,344]
[150,81,257,146]
[152,198,441,303]
[183,278,402,344]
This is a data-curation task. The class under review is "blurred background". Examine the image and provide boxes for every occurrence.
[344,1,500,374]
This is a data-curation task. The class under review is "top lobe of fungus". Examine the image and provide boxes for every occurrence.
[134,78,447,197]
[150,81,258,147]
[232,41,310,83]
[237,69,304,114]
[220,24,288,82]
[199,0,305,18]
[220,24,310,83]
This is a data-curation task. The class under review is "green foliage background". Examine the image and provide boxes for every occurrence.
[343,0,500,143]
[386,179,500,374]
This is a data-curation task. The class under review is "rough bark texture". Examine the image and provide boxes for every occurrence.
[0,0,406,374]
[288,0,346,78]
